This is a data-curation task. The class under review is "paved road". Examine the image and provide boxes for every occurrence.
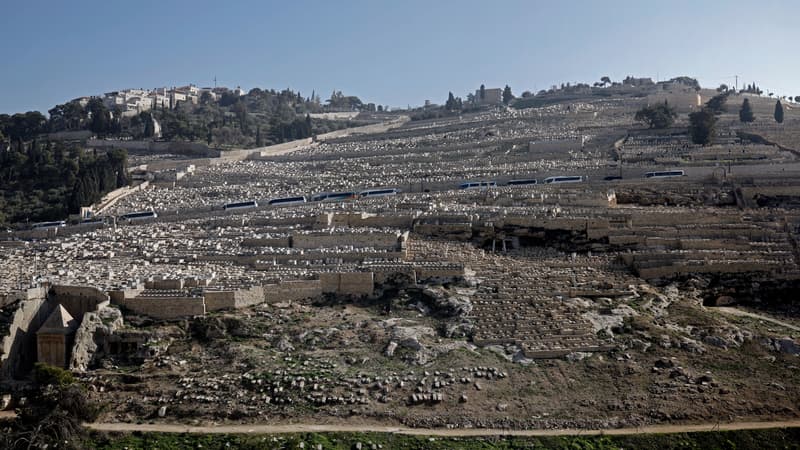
[716,307,800,333]
[86,419,800,436]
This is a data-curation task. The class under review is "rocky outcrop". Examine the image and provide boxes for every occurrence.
[763,337,800,356]
[419,287,473,317]
[69,306,123,372]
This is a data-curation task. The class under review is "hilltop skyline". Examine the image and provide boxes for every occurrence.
[1,0,799,114]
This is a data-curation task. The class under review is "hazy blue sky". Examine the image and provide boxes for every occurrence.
[1,0,798,114]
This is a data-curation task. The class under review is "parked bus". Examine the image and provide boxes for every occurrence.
[311,192,358,202]
[359,188,399,198]
[458,181,497,190]
[31,220,66,230]
[268,196,307,206]
[223,200,258,211]
[507,179,538,186]
[544,176,583,184]
[644,170,685,178]
[119,211,157,222]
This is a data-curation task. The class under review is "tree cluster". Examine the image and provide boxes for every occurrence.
[687,92,731,145]
[45,99,120,137]
[19,86,371,150]
[0,112,48,143]
[0,363,100,450]
[742,83,763,95]
[634,101,677,129]
[689,108,717,145]
[269,114,314,143]
[0,139,127,225]
[705,91,730,115]
[326,90,363,111]
[445,92,463,111]
[593,76,612,87]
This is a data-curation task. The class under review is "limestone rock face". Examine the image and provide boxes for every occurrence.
[421,287,473,317]
[69,306,123,372]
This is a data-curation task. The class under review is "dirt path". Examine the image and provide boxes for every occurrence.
[86,420,800,436]
[716,307,800,333]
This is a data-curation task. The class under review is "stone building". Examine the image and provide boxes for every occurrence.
[36,305,78,369]
[474,88,503,105]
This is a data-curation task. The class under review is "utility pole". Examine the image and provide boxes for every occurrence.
[735,75,738,92]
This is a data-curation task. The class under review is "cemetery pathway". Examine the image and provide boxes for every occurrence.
[716,307,800,333]
[87,419,800,436]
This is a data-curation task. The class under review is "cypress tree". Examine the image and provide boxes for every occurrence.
[774,100,784,123]
[144,115,155,138]
[739,99,755,123]
[445,92,456,110]
[502,85,513,105]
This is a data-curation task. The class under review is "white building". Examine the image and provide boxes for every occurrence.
[97,83,242,115]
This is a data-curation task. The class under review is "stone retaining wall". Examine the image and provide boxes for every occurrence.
[114,296,205,319]
[49,285,110,320]
[319,272,374,296]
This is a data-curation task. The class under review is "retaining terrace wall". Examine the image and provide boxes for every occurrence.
[319,272,374,296]
[263,280,323,303]
[241,237,292,248]
[203,291,235,312]
[114,296,205,319]
[145,279,185,290]
[248,138,314,158]
[49,285,110,320]
[292,232,400,250]
[204,286,265,311]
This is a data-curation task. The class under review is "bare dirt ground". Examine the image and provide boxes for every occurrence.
[83,239,800,431]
